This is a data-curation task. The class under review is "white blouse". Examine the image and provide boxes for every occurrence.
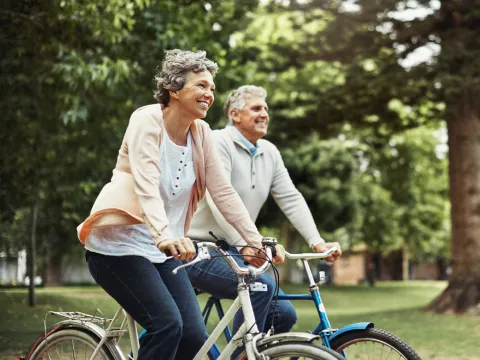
[85,131,195,263]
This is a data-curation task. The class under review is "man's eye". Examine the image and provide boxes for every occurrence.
[198,83,206,88]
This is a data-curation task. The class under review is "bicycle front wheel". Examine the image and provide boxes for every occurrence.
[28,328,119,360]
[237,341,344,359]
[330,327,421,360]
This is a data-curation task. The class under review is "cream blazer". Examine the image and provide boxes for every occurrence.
[77,104,262,248]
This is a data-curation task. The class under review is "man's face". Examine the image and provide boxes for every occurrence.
[231,96,269,144]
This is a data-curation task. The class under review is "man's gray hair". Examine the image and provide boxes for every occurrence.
[154,49,218,106]
[224,85,267,125]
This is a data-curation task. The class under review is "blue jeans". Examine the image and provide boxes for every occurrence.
[185,248,297,358]
[86,251,206,360]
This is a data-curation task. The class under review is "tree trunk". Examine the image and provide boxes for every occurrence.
[44,253,63,287]
[28,200,39,307]
[402,242,409,281]
[429,90,480,314]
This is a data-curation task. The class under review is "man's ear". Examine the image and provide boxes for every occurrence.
[169,90,179,100]
[230,109,241,124]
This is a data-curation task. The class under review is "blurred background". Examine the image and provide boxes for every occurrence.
[1,0,479,359]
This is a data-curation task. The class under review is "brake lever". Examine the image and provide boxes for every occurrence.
[172,245,211,274]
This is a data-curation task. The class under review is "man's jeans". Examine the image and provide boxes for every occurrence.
[86,251,206,360]
[186,248,297,358]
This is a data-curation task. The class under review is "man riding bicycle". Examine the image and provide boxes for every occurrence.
[186,85,342,357]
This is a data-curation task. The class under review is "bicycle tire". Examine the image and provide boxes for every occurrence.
[329,327,421,360]
[236,341,345,359]
[28,328,120,360]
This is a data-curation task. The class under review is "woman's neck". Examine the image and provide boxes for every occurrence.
[162,106,193,146]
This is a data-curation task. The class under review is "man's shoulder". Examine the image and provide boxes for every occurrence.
[212,127,234,147]
[212,127,230,137]
[258,138,280,154]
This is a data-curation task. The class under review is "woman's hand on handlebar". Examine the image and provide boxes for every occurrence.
[157,237,196,261]
[273,244,285,265]
[240,244,285,267]
[240,247,266,267]
[313,242,342,262]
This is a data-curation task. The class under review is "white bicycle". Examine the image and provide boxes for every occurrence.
[22,238,344,360]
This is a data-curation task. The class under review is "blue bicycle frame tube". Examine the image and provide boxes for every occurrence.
[309,286,333,347]
[203,296,233,343]
[212,297,232,342]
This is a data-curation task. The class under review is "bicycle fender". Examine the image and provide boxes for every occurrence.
[256,332,320,347]
[24,320,126,360]
[328,322,374,342]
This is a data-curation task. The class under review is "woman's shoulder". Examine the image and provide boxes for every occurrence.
[129,104,164,125]
[193,119,211,129]
[192,119,213,138]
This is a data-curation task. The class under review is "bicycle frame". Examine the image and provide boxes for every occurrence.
[194,273,262,360]
[45,277,263,360]
[202,256,372,353]
[202,258,334,347]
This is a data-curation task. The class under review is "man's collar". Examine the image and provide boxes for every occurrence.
[226,126,263,157]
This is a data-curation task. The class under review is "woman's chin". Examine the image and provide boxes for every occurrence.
[196,109,208,119]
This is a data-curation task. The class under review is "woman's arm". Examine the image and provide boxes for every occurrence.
[125,109,173,246]
[202,126,263,248]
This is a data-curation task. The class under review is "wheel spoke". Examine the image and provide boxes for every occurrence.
[71,340,77,360]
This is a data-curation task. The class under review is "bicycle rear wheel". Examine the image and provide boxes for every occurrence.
[29,328,119,360]
[237,341,344,359]
[330,327,421,360]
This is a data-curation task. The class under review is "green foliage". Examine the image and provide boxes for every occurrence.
[1,0,453,273]
[246,2,450,258]
[0,0,261,265]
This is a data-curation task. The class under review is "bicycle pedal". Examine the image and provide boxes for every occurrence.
[249,282,268,292]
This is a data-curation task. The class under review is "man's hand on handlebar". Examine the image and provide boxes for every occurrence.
[241,244,286,267]
[157,237,196,261]
[313,242,342,263]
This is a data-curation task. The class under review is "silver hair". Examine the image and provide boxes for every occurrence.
[224,85,267,125]
[154,49,218,106]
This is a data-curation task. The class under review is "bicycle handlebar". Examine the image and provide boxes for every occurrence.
[285,246,339,261]
[172,239,276,277]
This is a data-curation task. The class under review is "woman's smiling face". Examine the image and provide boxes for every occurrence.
[176,70,215,119]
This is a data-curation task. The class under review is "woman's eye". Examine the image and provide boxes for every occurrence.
[198,83,206,88]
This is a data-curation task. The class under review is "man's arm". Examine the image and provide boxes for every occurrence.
[269,145,325,248]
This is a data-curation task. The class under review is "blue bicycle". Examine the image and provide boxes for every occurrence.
[201,250,421,360]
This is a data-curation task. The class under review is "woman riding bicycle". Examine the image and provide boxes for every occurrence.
[76,49,285,360]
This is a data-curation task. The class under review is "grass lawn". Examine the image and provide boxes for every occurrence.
[0,281,478,359]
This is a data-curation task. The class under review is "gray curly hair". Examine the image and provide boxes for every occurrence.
[224,85,267,125]
[154,49,219,106]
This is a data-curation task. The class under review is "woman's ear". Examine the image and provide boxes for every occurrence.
[169,90,179,100]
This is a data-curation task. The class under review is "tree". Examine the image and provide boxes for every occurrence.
[254,0,479,312]
[0,0,262,290]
